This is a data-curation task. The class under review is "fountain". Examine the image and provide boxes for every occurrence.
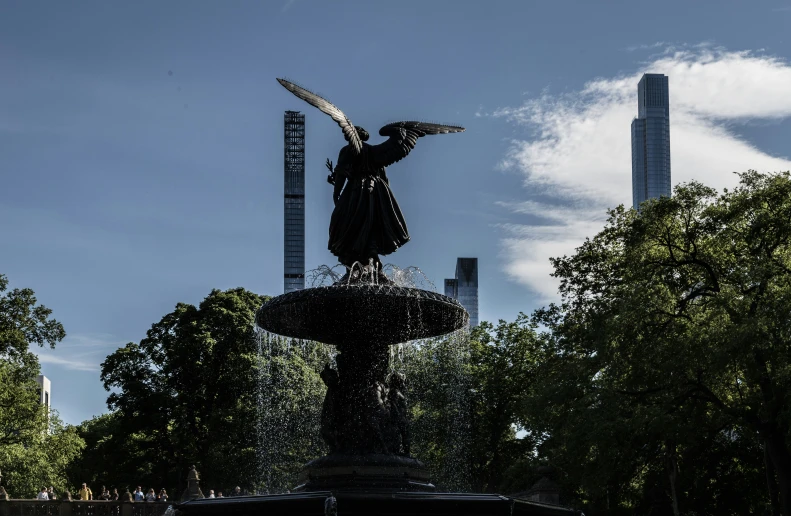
[175,79,579,515]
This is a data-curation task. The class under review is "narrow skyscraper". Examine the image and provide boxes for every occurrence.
[631,73,671,210]
[284,111,305,294]
[444,258,478,327]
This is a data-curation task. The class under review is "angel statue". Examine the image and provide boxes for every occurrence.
[277,78,465,283]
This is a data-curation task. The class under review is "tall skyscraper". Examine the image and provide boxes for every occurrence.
[284,111,305,294]
[631,73,671,210]
[444,258,478,327]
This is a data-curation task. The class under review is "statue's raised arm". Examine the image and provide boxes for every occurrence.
[277,78,465,282]
[369,122,465,169]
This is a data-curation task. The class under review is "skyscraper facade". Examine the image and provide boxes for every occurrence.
[444,278,457,299]
[284,111,305,294]
[444,258,478,327]
[631,73,671,210]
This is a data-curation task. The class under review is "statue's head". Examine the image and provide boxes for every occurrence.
[345,126,369,142]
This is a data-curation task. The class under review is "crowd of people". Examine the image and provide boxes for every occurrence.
[31,484,251,501]
[206,486,245,498]
[32,484,169,502]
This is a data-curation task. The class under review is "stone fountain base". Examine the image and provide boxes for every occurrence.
[296,453,433,492]
[177,491,580,516]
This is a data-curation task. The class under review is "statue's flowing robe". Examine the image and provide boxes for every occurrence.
[328,143,410,263]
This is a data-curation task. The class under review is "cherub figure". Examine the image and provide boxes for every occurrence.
[319,364,340,452]
[387,372,410,455]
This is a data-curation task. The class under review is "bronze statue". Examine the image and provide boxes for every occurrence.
[319,365,340,452]
[387,372,410,456]
[277,79,465,279]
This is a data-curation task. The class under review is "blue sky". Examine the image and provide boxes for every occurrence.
[2,0,791,425]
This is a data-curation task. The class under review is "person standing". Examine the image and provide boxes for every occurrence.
[110,488,119,501]
[79,483,93,500]
[157,489,168,502]
[47,487,56,500]
[133,487,144,502]
[145,489,156,502]
[37,488,49,500]
[207,490,215,499]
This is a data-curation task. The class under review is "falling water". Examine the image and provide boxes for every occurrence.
[256,264,472,492]
[255,328,332,493]
[390,327,474,492]
[303,264,436,289]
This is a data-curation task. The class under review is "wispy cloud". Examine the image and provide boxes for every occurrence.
[34,333,127,373]
[281,0,297,12]
[36,354,100,372]
[771,6,791,12]
[491,47,791,300]
[625,41,667,52]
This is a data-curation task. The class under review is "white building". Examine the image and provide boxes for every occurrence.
[35,374,51,415]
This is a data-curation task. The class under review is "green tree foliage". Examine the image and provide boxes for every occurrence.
[0,408,85,499]
[66,413,151,493]
[530,171,791,515]
[404,319,543,494]
[0,273,66,374]
[0,274,84,498]
[84,288,328,495]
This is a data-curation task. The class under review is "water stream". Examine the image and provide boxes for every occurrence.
[255,265,472,493]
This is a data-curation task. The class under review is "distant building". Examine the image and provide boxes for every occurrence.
[284,111,306,293]
[444,258,479,327]
[35,375,51,427]
[631,73,671,209]
[444,278,457,298]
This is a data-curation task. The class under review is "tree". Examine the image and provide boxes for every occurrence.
[404,319,543,493]
[66,412,152,493]
[0,408,85,498]
[93,288,328,494]
[0,274,66,374]
[530,172,791,514]
[0,274,83,498]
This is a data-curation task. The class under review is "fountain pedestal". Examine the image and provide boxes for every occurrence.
[297,344,433,491]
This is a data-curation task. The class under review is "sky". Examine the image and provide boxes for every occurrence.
[2,0,791,426]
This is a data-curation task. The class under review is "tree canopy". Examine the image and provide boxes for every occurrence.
[0,274,84,498]
[86,287,329,495]
[530,171,791,515]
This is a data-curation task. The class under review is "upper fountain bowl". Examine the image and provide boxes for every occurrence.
[256,284,469,347]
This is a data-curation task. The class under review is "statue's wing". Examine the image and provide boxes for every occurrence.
[382,121,466,136]
[371,121,465,168]
[277,78,362,154]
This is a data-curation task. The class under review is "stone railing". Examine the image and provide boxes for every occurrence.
[0,501,172,516]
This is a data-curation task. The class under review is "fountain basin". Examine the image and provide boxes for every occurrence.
[256,284,468,346]
[177,491,581,516]
[297,453,433,492]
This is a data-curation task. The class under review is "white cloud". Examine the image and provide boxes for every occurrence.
[36,354,100,372]
[34,333,126,373]
[493,47,791,300]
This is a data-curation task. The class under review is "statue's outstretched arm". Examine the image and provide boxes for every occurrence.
[370,121,465,169]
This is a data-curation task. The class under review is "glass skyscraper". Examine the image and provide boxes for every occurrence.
[444,258,478,327]
[284,111,305,294]
[631,73,671,210]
